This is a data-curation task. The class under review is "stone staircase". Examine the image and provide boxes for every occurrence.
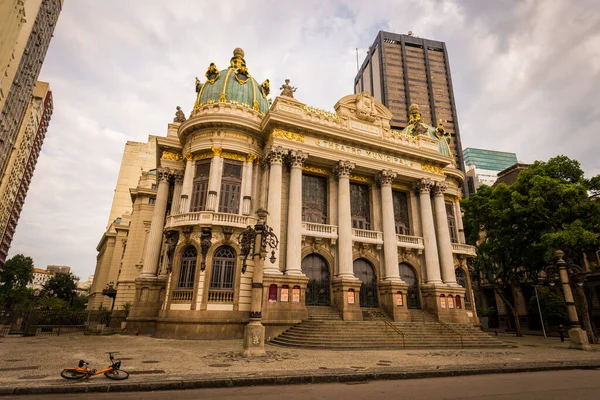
[408,308,438,323]
[270,307,508,349]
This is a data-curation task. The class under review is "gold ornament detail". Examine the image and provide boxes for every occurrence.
[392,182,411,191]
[349,174,372,183]
[193,152,213,161]
[205,63,219,84]
[246,154,257,163]
[221,151,247,162]
[161,151,182,161]
[422,165,445,175]
[302,165,328,175]
[184,152,193,161]
[270,129,304,143]
[211,147,223,157]
[444,194,457,202]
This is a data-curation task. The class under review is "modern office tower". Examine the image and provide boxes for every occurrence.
[0,0,62,183]
[354,31,466,177]
[463,147,518,193]
[0,81,52,266]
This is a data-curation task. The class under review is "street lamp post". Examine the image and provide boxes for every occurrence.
[238,208,279,357]
[545,250,591,351]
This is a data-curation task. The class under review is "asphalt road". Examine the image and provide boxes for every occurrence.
[3,369,600,400]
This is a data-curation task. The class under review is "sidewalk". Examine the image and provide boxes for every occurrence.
[0,334,599,395]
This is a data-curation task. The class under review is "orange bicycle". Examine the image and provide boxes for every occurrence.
[60,352,129,380]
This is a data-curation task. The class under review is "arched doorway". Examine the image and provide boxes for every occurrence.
[353,258,378,307]
[301,254,330,306]
[399,263,420,309]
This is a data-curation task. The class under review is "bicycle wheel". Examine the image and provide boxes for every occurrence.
[104,369,129,380]
[61,369,87,380]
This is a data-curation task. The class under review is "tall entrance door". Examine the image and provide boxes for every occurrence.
[353,259,378,307]
[301,254,330,306]
[400,263,420,309]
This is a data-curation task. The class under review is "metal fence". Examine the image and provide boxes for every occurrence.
[0,310,127,337]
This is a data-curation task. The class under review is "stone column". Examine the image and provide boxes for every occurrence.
[378,170,402,281]
[170,170,184,215]
[418,179,442,285]
[408,190,422,237]
[179,158,194,213]
[206,147,223,211]
[241,154,256,215]
[285,150,308,276]
[454,200,466,243]
[258,159,269,209]
[433,183,458,285]
[334,160,355,279]
[140,168,171,278]
[264,146,287,275]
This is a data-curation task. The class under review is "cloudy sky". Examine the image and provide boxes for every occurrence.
[8,0,600,278]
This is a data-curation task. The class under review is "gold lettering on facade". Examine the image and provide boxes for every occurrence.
[270,129,305,143]
[161,151,182,161]
[422,164,445,175]
[315,139,414,168]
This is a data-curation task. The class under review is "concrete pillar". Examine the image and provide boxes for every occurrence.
[140,168,170,278]
[206,147,223,211]
[334,160,355,279]
[241,155,255,215]
[179,159,194,213]
[418,179,442,285]
[264,146,287,275]
[378,170,402,281]
[454,200,466,243]
[433,183,458,285]
[285,150,307,276]
[170,170,184,215]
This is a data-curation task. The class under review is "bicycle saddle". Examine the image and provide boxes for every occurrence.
[78,360,85,368]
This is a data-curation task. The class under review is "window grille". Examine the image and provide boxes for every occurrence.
[177,246,197,289]
[210,246,236,290]
[302,174,327,223]
[350,183,371,230]
[218,160,243,214]
[190,160,210,211]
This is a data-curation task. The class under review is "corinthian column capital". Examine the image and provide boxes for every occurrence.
[172,169,185,184]
[377,169,396,186]
[434,182,448,195]
[288,149,308,168]
[265,145,288,165]
[417,178,434,194]
[333,160,355,178]
[157,167,171,182]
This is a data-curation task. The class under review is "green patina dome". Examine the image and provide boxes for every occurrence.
[194,48,270,114]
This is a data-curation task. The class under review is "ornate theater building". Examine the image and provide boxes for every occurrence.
[91,48,477,340]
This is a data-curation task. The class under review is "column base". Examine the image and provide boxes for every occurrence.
[284,270,305,277]
[420,285,471,324]
[568,327,592,351]
[263,267,283,275]
[332,278,363,321]
[127,276,167,336]
[242,321,266,357]
[379,281,410,322]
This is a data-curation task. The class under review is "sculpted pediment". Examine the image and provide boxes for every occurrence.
[334,92,393,130]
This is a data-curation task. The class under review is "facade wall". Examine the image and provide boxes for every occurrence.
[0,81,52,264]
[0,0,61,180]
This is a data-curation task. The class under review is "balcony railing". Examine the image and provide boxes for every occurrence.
[207,290,234,303]
[165,211,257,229]
[171,290,193,303]
[301,222,338,243]
[452,243,477,257]
[396,234,424,249]
[352,228,383,245]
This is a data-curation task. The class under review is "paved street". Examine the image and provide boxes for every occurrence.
[2,369,600,399]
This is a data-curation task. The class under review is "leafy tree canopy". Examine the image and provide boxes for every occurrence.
[0,254,34,309]
[43,272,78,302]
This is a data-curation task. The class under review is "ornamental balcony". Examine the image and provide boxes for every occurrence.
[164,211,257,230]
[452,243,477,257]
[301,222,338,244]
[396,234,424,250]
[352,228,383,248]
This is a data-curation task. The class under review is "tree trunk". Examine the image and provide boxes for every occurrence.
[573,283,596,344]
[494,286,522,337]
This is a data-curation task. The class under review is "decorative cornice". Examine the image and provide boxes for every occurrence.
[161,151,182,161]
[377,169,396,186]
[270,128,305,143]
[333,160,355,178]
[288,149,308,168]
[265,145,288,165]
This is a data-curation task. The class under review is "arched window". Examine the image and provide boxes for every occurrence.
[210,246,236,290]
[178,246,197,289]
[191,160,211,211]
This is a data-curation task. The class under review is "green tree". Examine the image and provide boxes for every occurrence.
[0,254,34,310]
[462,156,600,337]
[528,287,568,328]
[43,272,78,304]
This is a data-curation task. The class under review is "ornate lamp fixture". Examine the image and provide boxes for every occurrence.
[237,208,279,274]
[101,282,118,311]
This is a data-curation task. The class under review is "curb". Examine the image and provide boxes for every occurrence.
[2,362,599,396]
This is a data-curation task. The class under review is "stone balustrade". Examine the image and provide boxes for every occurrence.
[164,211,257,230]
[171,290,193,303]
[351,228,383,245]
[301,222,338,243]
[396,234,425,250]
[451,243,477,257]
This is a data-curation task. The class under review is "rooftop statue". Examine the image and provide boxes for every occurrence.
[261,79,270,98]
[401,103,452,157]
[280,79,297,98]
[173,106,186,123]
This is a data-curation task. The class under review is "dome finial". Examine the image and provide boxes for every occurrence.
[233,47,245,58]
